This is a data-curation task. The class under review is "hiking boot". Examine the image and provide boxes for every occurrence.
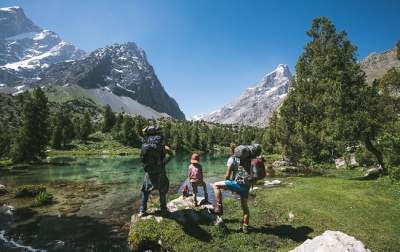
[242,224,249,234]
[213,202,223,215]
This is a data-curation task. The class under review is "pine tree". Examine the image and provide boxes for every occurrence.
[51,111,64,149]
[102,104,116,132]
[11,88,50,163]
[63,113,75,146]
[278,17,386,171]
[80,113,92,141]
[122,117,140,147]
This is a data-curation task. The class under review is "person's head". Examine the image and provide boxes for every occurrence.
[230,143,237,155]
[142,125,161,136]
[191,153,200,164]
[253,144,262,157]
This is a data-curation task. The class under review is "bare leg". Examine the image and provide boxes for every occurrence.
[240,197,250,225]
[213,181,227,204]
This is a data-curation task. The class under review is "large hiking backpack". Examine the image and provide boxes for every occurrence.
[251,157,266,181]
[233,144,265,184]
[141,135,164,173]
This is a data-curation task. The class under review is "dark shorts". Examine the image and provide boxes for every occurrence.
[224,180,250,198]
[141,172,169,193]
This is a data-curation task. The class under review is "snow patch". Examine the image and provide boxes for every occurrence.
[0,6,21,12]
[5,32,37,41]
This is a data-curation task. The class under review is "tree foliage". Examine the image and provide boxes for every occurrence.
[102,104,116,133]
[11,88,50,163]
[275,17,386,172]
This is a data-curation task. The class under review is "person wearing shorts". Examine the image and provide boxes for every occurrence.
[213,144,251,233]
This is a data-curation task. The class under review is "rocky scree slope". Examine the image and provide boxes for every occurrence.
[195,64,291,126]
[38,42,185,119]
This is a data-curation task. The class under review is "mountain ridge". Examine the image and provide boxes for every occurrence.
[194,64,292,126]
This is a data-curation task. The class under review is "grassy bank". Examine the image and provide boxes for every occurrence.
[129,169,400,251]
[47,132,140,157]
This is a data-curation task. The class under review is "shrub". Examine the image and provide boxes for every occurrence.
[35,191,54,206]
[15,184,46,197]
[355,146,377,167]
[389,166,400,181]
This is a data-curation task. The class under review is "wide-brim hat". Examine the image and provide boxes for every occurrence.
[191,153,200,163]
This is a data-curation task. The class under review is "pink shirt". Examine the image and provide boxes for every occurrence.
[188,163,204,182]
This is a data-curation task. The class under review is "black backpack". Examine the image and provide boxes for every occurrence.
[141,135,164,174]
[233,144,264,185]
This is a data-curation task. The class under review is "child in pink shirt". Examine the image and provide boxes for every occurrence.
[188,153,209,206]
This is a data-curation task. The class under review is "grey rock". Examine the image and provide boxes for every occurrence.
[364,165,383,179]
[0,6,85,90]
[290,230,371,252]
[361,47,400,84]
[195,64,292,126]
[335,158,347,169]
[38,42,185,119]
[0,184,7,195]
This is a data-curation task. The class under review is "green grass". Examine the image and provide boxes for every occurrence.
[48,132,140,157]
[129,170,400,251]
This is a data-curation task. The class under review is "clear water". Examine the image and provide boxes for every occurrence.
[0,154,229,251]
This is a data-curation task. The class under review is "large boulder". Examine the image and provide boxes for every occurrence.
[364,165,384,180]
[272,160,311,175]
[128,196,223,251]
[290,230,371,252]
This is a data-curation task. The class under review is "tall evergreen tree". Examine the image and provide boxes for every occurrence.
[11,88,50,162]
[278,17,386,171]
[122,117,140,147]
[102,104,116,132]
[80,113,92,141]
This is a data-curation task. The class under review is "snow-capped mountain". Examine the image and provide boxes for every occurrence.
[196,64,292,126]
[38,42,185,119]
[0,6,184,119]
[0,6,85,90]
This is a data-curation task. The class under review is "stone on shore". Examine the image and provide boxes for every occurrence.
[0,184,7,195]
[128,195,223,251]
[290,230,371,252]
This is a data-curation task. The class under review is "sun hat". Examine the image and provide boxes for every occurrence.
[191,153,200,164]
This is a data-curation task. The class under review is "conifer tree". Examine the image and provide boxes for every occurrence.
[102,104,116,132]
[80,112,92,141]
[278,17,386,171]
[11,88,50,162]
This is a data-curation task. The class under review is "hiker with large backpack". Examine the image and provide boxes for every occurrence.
[212,143,265,233]
[139,125,173,217]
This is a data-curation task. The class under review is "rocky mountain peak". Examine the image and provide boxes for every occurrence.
[195,64,292,126]
[0,6,41,39]
[0,6,85,90]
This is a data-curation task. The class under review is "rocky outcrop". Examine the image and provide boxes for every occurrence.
[290,230,371,252]
[272,160,311,175]
[128,196,222,251]
[361,48,400,84]
[195,64,292,126]
[38,42,185,119]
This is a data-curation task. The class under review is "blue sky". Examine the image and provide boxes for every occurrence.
[1,0,399,117]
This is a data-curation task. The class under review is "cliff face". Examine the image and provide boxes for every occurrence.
[196,64,291,126]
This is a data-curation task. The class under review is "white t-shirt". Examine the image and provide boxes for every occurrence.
[227,156,239,180]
